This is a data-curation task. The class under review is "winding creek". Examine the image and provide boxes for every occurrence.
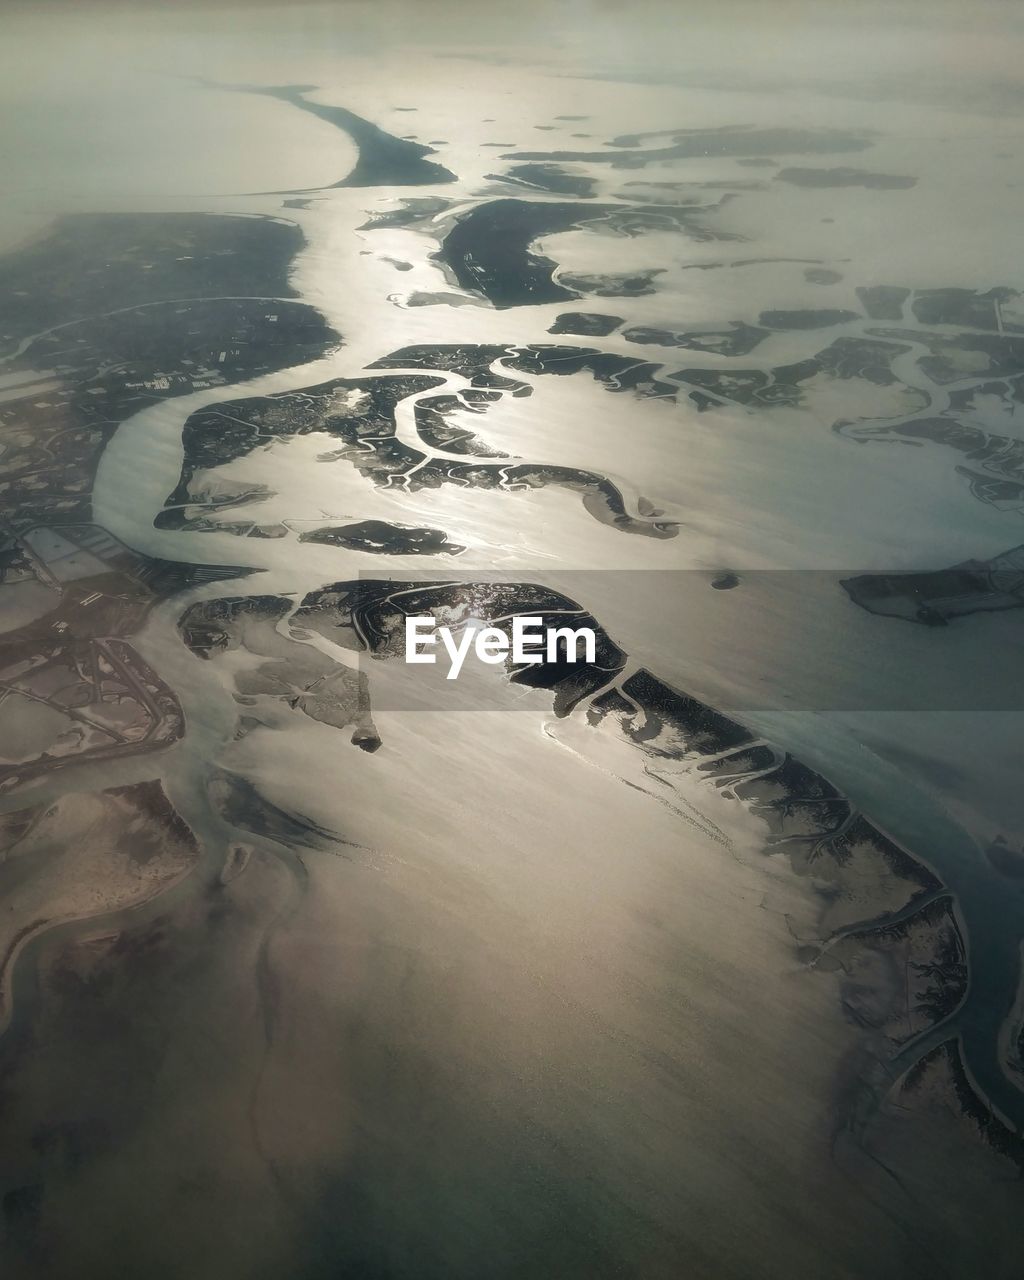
[3,79,1023,1169]
[76,277,1024,1133]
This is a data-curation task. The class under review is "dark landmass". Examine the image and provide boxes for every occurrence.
[0,634,182,796]
[201,81,456,189]
[805,268,844,285]
[175,574,1011,1149]
[368,278,1005,509]
[0,209,325,788]
[670,335,908,411]
[899,330,1024,385]
[828,287,1024,514]
[433,197,739,308]
[435,199,594,307]
[0,212,307,349]
[0,214,337,529]
[402,291,490,309]
[842,545,1024,625]
[0,524,249,793]
[276,87,458,186]
[0,296,333,532]
[157,371,444,529]
[162,346,680,540]
[486,163,596,198]
[298,521,465,556]
[830,895,967,1041]
[622,321,769,356]
[503,125,875,167]
[559,270,664,298]
[901,1042,1024,1171]
[856,286,910,320]
[775,166,916,189]
[814,336,911,384]
[669,358,814,412]
[840,412,1024,513]
[711,573,739,589]
[910,286,1022,332]
[547,312,623,337]
[2,180,1021,1232]
[417,389,511,456]
[369,342,679,401]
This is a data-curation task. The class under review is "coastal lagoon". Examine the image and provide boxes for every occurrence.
[1,3,1023,1277]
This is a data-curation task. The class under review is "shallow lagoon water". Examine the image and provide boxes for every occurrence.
[2,3,1024,1277]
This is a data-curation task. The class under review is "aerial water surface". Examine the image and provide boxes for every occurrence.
[1,3,1023,1277]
